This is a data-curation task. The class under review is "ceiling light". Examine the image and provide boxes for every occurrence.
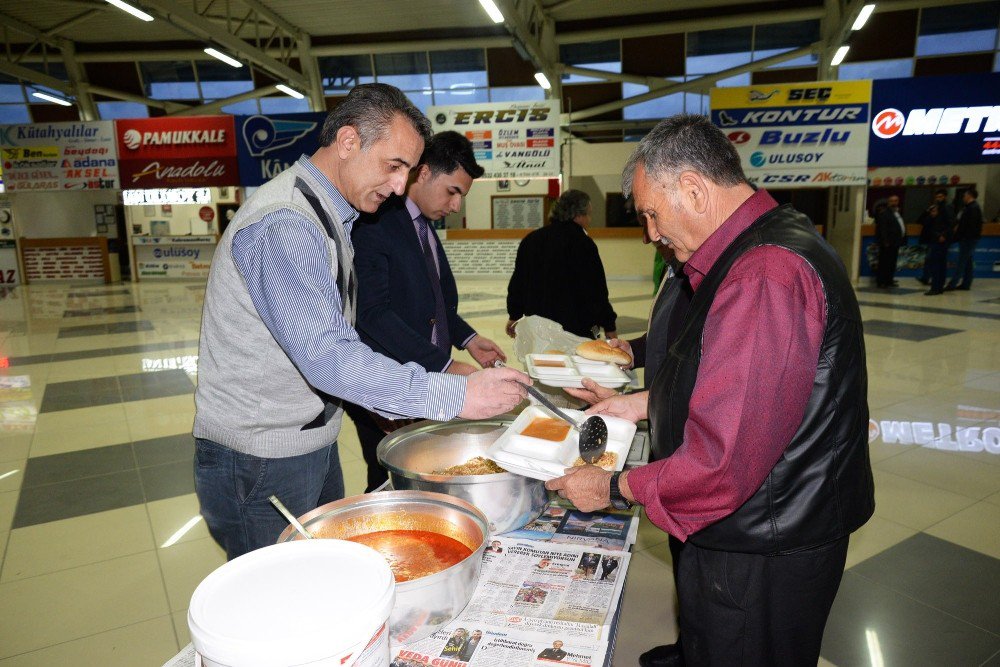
[831,45,850,67]
[32,91,72,106]
[478,0,504,23]
[204,47,243,68]
[852,4,876,31]
[275,84,304,99]
[104,0,154,22]
[534,72,551,90]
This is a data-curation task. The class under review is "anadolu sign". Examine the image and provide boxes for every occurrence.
[115,116,238,188]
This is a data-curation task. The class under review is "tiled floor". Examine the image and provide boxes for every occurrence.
[0,277,998,666]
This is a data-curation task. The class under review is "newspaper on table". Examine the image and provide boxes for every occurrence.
[500,499,639,552]
[391,536,628,666]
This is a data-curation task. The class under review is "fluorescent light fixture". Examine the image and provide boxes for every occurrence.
[478,0,504,23]
[831,45,850,67]
[32,91,72,106]
[161,516,203,549]
[204,47,243,68]
[104,0,154,22]
[534,72,551,90]
[275,84,304,99]
[852,4,876,31]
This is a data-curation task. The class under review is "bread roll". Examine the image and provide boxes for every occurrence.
[575,339,631,365]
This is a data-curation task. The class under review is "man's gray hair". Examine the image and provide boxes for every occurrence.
[622,114,747,196]
[319,83,432,149]
[550,189,591,224]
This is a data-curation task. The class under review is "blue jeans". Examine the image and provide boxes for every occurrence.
[947,238,978,289]
[195,438,344,560]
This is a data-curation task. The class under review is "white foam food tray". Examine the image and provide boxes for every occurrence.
[486,405,637,481]
[525,353,630,389]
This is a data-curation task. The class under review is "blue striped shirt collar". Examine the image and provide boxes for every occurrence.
[298,155,359,225]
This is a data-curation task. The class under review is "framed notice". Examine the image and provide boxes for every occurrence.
[491,195,548,230]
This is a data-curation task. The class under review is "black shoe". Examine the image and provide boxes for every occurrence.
[924,290,943,296]
[918,278,930,285]
[944,285,957,291]
[639,643,684,667]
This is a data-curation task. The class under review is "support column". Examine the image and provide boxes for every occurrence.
[60,39,98,120]
[297,34,325,112]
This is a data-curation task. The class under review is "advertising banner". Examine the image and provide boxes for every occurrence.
[428,100,560,179]
[710,81,871,187]
[115,116,238,189]
[860,236,999,280]
[133,236,216,279]
[868,72,1000,166]
[0,121,119,191]
[235,112,325,187]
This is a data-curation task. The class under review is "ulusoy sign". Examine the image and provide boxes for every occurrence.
[236,112,325,187]
[710,81,871,187]
[115,116,238,188]
[428,100,560,179]
[868,72,1000,166]
[0,121,119,191]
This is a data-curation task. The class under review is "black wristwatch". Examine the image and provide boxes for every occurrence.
[609,471,633,510]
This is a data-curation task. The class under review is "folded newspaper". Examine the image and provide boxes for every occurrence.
[501,499,639,552]
[390,536,630,667]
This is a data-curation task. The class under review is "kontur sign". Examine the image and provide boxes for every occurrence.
[710,81,872,187]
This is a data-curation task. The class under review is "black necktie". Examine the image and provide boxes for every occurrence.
[416,215,450,354]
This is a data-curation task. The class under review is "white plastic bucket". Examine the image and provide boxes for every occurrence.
[188,539,395,667]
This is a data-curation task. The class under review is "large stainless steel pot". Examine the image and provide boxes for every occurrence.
[377,418,549,534]
[277,490,488,645]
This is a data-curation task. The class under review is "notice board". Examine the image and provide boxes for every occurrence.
[491,195,548,230]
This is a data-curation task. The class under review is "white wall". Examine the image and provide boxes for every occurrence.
[11,190,119,238]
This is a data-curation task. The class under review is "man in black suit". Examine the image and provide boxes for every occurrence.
[874,194,905,288]
[945,187,984,291]
[346,131,507,490]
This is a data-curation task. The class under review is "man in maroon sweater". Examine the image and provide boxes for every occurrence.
[547,115,874,667]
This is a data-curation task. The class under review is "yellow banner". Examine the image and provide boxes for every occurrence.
[1,146,60,161]
[710,80,872,109]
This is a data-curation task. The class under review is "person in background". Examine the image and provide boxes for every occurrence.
[920,204,951,296]
[918,188,952,285]
[346,131,506,491]
[945,187,983,291]
[193,84,528,561]
[506,189,617,339]
[874,194,905,288]
[547,115,873,667]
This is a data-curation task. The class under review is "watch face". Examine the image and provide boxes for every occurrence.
[0,210,10,224]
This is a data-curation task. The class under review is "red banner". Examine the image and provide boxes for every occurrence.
[115,116,239,188]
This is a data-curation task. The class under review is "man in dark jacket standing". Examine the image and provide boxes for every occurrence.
[506,190,617,339]
[874,194,905,288]
[946,187,983,291]
[920,204,951,296]
[919,189,952,285]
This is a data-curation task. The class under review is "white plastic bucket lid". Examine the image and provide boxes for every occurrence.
[188,539,395,667]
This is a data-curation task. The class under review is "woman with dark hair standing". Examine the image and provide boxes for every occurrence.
[506,189,618,339]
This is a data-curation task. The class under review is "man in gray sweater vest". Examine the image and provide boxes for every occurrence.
[194,84,528,560]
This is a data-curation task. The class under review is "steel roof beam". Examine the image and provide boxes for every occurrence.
[565,43,817,123]
[170,83,278,115]
[140,0,308,89]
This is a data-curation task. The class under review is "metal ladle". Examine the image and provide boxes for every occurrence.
[269,495,314,540]
[495,360,609,464]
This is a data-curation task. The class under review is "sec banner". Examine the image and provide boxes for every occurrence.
[428,100,560,179]
[710,81,871,187]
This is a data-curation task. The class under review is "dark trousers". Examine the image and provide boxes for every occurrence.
[876,244,899,287]
[947,238,978,289]
[194,438,344,560]
[926,242,948,292]
[343,401,390,492]
[676,536,848,667]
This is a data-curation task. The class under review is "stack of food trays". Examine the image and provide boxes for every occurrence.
[524,353,630,389]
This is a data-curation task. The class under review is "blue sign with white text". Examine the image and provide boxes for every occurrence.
[236,113,325,187]
[868,73,1000,167]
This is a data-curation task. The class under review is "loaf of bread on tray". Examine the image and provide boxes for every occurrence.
[575,339,631,365]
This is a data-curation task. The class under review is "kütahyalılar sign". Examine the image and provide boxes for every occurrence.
[0,121,119,191]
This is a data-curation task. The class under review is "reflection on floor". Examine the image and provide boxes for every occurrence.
[0,278,998,666]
